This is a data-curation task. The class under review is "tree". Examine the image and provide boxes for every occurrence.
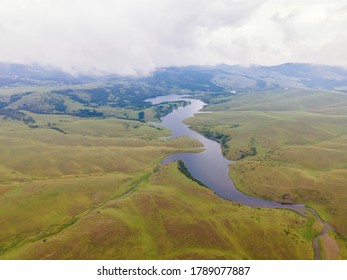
[138,111,145,120]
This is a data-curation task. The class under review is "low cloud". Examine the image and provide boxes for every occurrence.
[0,0,346,75]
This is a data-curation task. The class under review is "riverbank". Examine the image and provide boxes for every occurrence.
[147,92,345,259]
[183,89,347,259]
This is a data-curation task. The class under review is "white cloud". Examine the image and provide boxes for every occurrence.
[0,0,346,75]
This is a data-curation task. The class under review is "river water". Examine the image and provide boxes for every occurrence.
[147,94,305,211]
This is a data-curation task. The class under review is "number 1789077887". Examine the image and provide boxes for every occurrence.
[190,266,250,276]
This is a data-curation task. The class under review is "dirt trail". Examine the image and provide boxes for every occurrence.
[306,207,336,260]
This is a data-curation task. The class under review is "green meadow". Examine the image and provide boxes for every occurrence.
[0,115,200,256]
[2,160,317,260]
[1,88,346,259]
[186,89,347,258]
[0,110,323,259]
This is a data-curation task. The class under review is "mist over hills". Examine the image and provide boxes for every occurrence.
[2,62,347,92]
[0,63,95,86]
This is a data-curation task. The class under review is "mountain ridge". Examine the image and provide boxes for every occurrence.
[1,62,347,92]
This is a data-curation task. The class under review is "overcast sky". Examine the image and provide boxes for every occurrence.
[1,0,347,75]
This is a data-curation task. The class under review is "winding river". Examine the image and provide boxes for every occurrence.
[146,94,333,259]
[147,94,306,211]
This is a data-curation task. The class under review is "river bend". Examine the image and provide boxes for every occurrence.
[147,94,305,211]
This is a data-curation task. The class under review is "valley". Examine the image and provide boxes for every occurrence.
[0,63,346,259]
[186,89,347,258]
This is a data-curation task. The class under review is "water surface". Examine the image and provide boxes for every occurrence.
[147,94,305,211]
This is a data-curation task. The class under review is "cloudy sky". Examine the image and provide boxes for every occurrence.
[0,0,347,75]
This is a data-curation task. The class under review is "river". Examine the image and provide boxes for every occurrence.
[146,94,334,259]
[147,94,306,211]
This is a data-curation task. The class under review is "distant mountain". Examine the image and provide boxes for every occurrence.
[2,62,347,121]
[0,63,94,86]
[141,63,347,92]
[1,62,347,92]
[215,63,347,91]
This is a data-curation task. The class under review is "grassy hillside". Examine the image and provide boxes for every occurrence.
[0,115,201,256]
[2,162,318,260]
[186,89,347,257]
[2,64,347,260]
[0,112,332,260]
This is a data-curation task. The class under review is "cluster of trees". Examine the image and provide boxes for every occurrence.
[153,101,187,120]
[52,84,160,110]
[177,160,206,187]
[0,108,35,124]
[47,97,67,112]
[199,128,231,153]
[238,137,257,159]
[47,122,66,134]
[73,109,104,117]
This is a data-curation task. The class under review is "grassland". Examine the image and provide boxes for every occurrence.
[186,89,347,258]
[1,161,317,260]
[0,115,201,256]
[1,87,346,259]
[0,111,324,259]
